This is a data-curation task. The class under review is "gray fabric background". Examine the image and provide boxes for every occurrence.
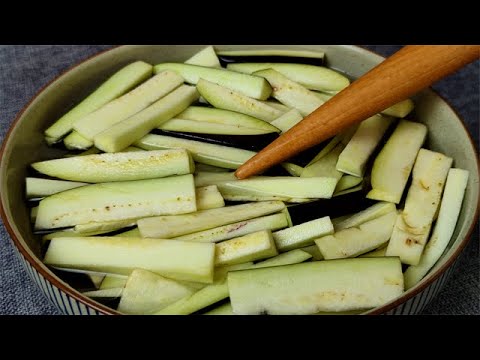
[0,45,478,315]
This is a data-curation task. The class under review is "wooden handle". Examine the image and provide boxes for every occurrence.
[235,45,480,179]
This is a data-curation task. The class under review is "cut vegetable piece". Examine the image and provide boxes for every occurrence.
[306,125,358,166]
[215,230,278,266]
[185,46,221,68]
[117,269,197,314]
[74,218,137,234]
[218,186,308,203]
[26,178,87,199]
[401,149,453,230]
[194,171,237,187]
[381,98,415,118]
[32,149,193,183]
[99,275,128,290]
[94,85,199,153]
[176,106,279,132]
[228,257,404,314]
[196,79,282,122]
[334,175,363,194]
[271,109,303,133]
[74,70,184,140]
[35,174,196,230]
[404,169,469,289]
[252,249,312,268]
[136,133,256,170]
[261,100,291,113]
[228,63,350,92]
[336,114,394,177]
[154,63,272,100]
[83,288,123,298]
[273,216,334,252]
[44,237,215,283]
[88,274,105,289]
[174,213,288,243]
[196,185,225,210]
[302,142,344,180]
[155,247,311,315]
[314,91,415,119]
[281,162,304,177]
[300,245,324,261]
[45,61,153,142]
[315,211,397,259]
[217,49,325,62]
[253,69,324,116]
[216,177,338,199]
[63,131,93,150]
[333,184,364,197]
[153,263,252,315]
[385,213,431,266]
[138,201,285,238]
[335,202,397,231]
[360,246,388,258]
[160,119,278,135]
[367,120,427,204]
[203,302,234,315]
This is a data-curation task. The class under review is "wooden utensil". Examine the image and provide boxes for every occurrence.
[235,45,480,179]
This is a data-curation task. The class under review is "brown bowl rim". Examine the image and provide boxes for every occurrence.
[0,45,478,316]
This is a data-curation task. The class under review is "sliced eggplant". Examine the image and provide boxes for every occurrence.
[253,69,325,116]
[385,149,452,265]
[99,275,128,290]
[300,245,324,261]
[301,142,345,181]
[32,149,194,183]
[260,100,291,113]
[45,61,153,142]
[74,70,184,140]
[159,119,279,135]
[334,175,364,194]
[215,230,278,266]
[334,202,397,231]
[194,171,237,187]
[360,245,388,258]
[315,211,397,260]
[176,106,279,132]
[367,120,427,204]
[35,174,196,230]
[138,201,285,239]
[136,133,256,170]
[63,131,93,150]
[251,249,312,268]
[117,269,197,315]
[228,257,404,314]
[273,216,334,252]
[404,168,469,289]
[228,63,350,92]
[216,176,338,200]
[44,236,216,283]
[196,79,282,122]
[271,108,303,133]
[94,85,199,153]
[26,178,87,199]
[153,63,272,100]
[314,91,415,119]
[174,213,288,243]
[336,114,395,177]
[83,288,124,298]
[185,46,221,68]
[281,162,304,177]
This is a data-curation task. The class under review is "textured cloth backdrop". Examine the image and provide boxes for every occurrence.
[0,45,478,315]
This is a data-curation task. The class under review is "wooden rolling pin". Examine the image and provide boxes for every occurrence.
[235,45,480,179]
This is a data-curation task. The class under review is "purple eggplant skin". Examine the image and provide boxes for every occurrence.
[218,55,324,68]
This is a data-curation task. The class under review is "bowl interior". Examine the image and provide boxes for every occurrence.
[1,45,478,314]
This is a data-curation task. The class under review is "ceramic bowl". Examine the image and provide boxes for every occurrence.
[0,45,478,315]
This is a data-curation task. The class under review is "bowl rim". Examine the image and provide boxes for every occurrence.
[1,45,478,316]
